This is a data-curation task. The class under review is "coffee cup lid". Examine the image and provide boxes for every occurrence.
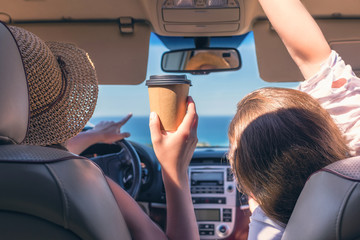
[146,75,192,86]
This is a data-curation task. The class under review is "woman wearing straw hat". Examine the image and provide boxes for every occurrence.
[4,23,199,240]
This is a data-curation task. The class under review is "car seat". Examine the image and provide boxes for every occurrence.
[0,22,131,240]
[282,156,360,240]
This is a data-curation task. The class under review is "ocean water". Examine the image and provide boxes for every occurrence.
[89,116,232,147]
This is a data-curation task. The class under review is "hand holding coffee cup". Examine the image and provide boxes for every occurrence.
[146,75,192,131]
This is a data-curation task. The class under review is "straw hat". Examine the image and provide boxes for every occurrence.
[8,25,98,146]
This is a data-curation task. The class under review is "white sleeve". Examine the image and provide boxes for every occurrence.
[247,207,285,240]
[298,50,360,156]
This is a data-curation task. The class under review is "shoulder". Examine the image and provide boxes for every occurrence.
[248,207,285,240]
[298,50,360,98]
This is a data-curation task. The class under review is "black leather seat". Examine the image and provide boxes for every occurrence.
[0,145,131,240]
[0,23,131,239]
[282,156,360,240]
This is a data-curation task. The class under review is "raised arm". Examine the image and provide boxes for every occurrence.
[258,0,331,79]
[149,97,199,240]
[66,113,132,154]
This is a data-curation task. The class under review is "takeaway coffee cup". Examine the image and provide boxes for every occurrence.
[146,75,192,131]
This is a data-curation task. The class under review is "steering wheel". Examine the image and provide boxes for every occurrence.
[90,139,142,198]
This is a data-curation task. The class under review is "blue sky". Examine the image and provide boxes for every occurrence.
[91,32,298,118]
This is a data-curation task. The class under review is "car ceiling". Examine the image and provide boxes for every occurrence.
[2,0,360,84]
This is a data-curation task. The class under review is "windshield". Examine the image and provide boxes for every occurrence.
[90,32,297,147]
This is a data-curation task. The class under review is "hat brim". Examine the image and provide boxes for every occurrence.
[24,42,98,146]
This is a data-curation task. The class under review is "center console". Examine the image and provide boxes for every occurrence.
[149,148,249,240]
[189,165,237,239]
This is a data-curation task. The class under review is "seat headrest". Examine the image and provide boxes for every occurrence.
[0,22,29,144]
[282,156,360,240]
[323,156,360,180]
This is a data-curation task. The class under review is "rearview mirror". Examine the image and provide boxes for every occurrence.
[161,48,241,75]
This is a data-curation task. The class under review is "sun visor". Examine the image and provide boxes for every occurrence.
[253,20,303,82]
[0,22,29,143]
[14,22,151,85]
[253,19,360,82]
[330,40,360,77]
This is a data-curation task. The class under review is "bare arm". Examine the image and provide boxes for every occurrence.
[66,113,132,154]
[258,0,331,79]
[106,177,167,240]
[96,99,199,240]
[149,97,200,240]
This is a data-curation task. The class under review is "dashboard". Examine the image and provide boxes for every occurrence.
[81,142,250,240]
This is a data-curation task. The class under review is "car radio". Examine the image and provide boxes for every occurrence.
[189,165,237,239]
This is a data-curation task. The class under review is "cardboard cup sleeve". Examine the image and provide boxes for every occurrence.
[146,75,192,131]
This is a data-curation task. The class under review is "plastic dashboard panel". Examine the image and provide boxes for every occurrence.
[150,147,250,240]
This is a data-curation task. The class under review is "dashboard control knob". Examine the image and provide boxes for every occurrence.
[217,224,230,237]
[227,185,234,192]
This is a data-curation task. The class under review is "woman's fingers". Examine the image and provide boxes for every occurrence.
[150,96,197,145]
[116,113,133,127]
[149,112,162,144]
[178,96,197,135]
[117,132,131,138]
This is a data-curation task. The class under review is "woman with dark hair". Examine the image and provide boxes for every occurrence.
[228,88,350,237]
[226,0,360,239]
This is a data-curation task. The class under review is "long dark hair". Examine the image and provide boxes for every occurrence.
[228,87,348,224]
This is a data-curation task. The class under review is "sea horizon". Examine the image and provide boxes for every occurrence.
[89,115,232,147]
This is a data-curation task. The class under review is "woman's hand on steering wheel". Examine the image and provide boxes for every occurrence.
[91,113,133,144]
[66,113,132,155]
